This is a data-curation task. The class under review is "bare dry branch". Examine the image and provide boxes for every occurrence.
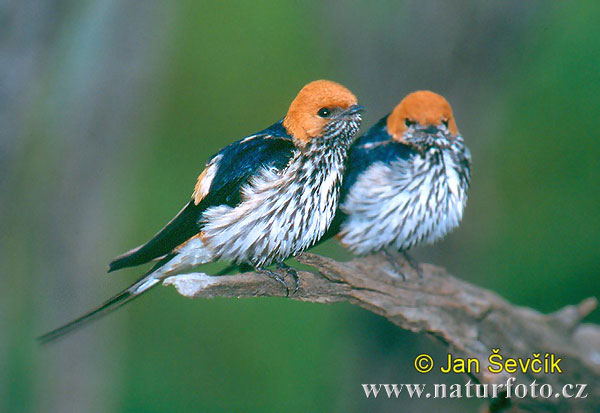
[163,252,599,412]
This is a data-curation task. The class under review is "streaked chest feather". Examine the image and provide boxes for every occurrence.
[339,143,470,254]
[201,148,346,266]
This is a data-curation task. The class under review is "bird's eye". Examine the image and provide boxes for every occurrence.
[405,119,415,127]
[442,119,449,128]
[317,107,331,118]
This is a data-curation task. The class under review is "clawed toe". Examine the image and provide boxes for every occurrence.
[277,262,300,294]
[400,250,422,279]
[381,249,421,280]
[256,267,290,296]
[253,263,301,296]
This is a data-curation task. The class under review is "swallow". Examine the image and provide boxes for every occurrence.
[39,79,363,343]
[328,91,471,275]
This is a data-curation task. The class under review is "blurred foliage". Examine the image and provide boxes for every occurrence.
[492,4,600,309]
[1,1,598,412]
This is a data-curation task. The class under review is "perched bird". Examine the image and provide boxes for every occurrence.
[39,80,363,343]
[328,91,471,274]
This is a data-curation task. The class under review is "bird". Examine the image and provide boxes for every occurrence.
[39,79,363,343]
[327,90,471,276]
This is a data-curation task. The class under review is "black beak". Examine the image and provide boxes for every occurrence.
[342,104,365,116]
[420,125,440,135]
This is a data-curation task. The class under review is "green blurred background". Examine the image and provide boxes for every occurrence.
[1,1,598,412]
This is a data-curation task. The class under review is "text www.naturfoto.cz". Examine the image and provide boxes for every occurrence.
[362,378,588,400]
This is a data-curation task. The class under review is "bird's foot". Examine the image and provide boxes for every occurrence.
[381,249,406,280]
[255,266,290,297]
[277,262,300,294]
[381,249,422,280]
[400,250,422,279]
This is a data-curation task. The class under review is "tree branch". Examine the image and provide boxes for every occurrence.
[163,252,599,412]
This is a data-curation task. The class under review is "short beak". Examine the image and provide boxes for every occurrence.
[342,104,365,117]
[420,125,440,135]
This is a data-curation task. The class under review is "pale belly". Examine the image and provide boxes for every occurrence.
[200,157,343,267]
[338,149,468,254]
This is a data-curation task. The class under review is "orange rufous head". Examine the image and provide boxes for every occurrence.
[283,80,362,146]
[387,91,458,146]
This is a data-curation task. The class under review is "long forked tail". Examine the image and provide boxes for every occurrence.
[38,255,175,344]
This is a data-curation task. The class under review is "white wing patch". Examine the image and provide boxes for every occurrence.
[193,154,223,205]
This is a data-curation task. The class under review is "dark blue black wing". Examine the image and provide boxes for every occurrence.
[108,123,295,272]
[198,122,293,209]
[341,115,415,192]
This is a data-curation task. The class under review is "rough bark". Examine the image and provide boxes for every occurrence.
[163,251,599,412]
